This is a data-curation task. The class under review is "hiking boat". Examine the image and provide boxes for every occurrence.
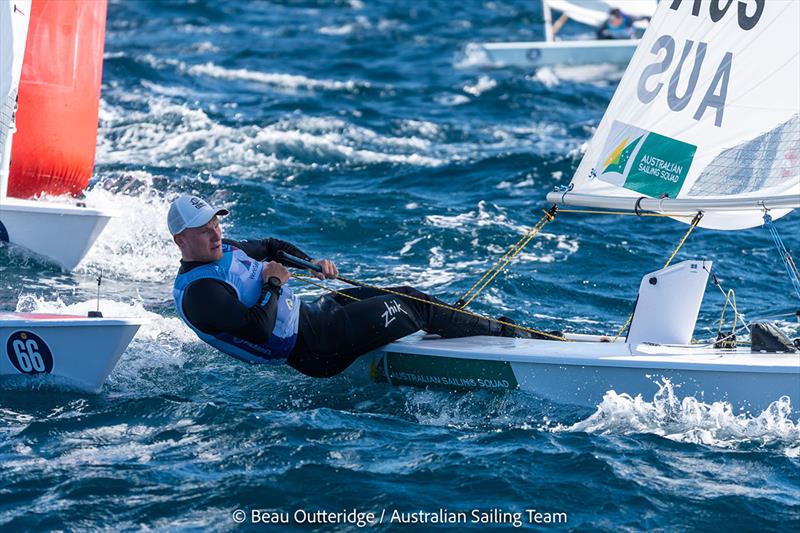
[365,0,800,415]
[0,0,114,270]
[479,0,655,69]
[1,1,143,393]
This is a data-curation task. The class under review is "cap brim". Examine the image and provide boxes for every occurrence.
[184,207,229,230]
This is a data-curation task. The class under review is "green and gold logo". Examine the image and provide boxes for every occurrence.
[597,121,696,198]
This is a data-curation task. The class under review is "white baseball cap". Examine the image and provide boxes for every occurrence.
[167,195,229,236]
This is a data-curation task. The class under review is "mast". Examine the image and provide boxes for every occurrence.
[0,1,32,201]
[542,0,554,42]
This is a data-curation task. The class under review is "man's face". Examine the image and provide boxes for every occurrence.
[175,216,223,262]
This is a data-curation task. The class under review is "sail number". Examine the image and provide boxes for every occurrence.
[637,0,768,128]
[6,331,54,375]
[669,0,765,31]
[637,36,731,128]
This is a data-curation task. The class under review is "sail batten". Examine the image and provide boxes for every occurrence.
[553,0,800,231]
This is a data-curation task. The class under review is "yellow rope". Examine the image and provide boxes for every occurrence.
[291,274,360,301]
[612,211,704,341]
[457,207,556,309]
[291,272,569,341]
[715,289,738,347]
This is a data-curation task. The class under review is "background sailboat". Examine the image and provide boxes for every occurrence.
[480,0,657,69]
[0,1,143,393]
[365,0,800,414]
[0,0,114,270]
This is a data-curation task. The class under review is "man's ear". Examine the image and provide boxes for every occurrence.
[173,234,184,247]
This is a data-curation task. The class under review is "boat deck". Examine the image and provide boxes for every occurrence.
[383,334,800,373]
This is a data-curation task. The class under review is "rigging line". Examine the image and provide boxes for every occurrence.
[705,265,750,333]
[612,211,704,341]
[291,273,569,341]
[763,212,800,301]
[716,288,738,342]
[457,205,557,309]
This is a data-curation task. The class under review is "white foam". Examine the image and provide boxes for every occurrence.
[76,183,180,282]
[399,236,426,255]
[434,93,470,106]
[318,23,357,36]
[559,379,800,454]
[398,119,441,139]
[425,201,526,233]
[533,67,560,88]
[188,62,365,92]
[463,75,497,97]
[454,42,493,69]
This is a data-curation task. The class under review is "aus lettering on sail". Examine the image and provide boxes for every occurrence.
[636,0,765,128]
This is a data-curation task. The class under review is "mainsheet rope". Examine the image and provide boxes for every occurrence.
[291,273,568,341]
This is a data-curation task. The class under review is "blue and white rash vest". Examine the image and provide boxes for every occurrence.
[173,244,300,364]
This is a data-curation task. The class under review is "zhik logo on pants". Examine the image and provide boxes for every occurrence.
[381,299,408,327]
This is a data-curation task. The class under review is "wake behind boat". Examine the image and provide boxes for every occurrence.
[363,0,800,415]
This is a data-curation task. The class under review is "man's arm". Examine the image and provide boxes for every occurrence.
[181,278,280,344]
[224,238,313,264]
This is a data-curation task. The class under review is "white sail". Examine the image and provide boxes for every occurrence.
[551,0,800,230]
[546,0,657,28]
[0,0,31,200]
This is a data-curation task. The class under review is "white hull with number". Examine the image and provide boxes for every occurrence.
[361,334,800,416]
[0,313,143,393]
[481,39,639,69]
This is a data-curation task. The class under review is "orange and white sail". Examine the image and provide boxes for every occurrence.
[7,0,108,199]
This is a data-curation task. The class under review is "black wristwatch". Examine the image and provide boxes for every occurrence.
[267,276,282,291]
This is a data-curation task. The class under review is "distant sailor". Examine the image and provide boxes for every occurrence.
[168,195,540,377]
[597,8,637,40]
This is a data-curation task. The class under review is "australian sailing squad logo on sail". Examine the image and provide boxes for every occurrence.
[595,120,696,199]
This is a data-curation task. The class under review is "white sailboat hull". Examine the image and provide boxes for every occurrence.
[481,39,639,68]
[362,335,800,416]
[0,197,112,270]
[0,313,143,392]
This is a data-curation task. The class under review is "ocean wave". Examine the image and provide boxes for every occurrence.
[97,96,446,176]
[187,62,366,93]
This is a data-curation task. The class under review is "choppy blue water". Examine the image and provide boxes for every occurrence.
[2,0,799,530]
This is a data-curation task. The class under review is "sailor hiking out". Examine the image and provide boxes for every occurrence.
[168,195,538,377]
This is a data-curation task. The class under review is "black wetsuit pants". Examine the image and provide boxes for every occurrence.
[287,286,505,377]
